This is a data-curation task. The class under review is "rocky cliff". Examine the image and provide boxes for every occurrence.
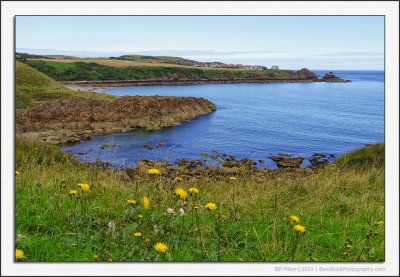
[16,96,216,144]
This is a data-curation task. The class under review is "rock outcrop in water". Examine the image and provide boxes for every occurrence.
[16,96,216,145]
[319,72,351,82]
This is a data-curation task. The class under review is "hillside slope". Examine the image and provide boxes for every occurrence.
[15,61,116,108]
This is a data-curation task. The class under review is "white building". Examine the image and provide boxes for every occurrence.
[271,65,279,70]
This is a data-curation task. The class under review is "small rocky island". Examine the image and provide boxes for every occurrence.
[16,96,216,145]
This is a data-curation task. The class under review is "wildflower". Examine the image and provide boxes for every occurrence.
[290,215,300,225]
[205,203,217,210]
[178,208,185,216]
[294,225,306,233]
[143,197,150,209]
[166,208,174,214]
[229,177,237,180]
[171,211,177,216]
[145,238,150,243]
[15,171,21,175]
[194,206,199,209]
[108,221,116,233]
[134,232,142,237]
[183,201,187,205]
[377,221,384,225]
[188,187,199,195]
[79,183,90,191]
[342,252,350,257]
[156,179,160,184]
[221,215,226,219]
[15,249,24,260]
[148,168,160,175]
[175,188,188,199]
[138,214,143,219]
[176,177,183,181]
[61,179,66,187]
[346,245,352,249]
[94,254,99,260]
[126,200,136,205]
[69,190,77,195]
[108,258,113,261]
[154,242,168,253]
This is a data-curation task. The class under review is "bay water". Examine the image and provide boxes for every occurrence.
[63,70,384,168]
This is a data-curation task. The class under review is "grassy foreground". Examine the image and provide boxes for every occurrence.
[15,138,384,262]
[16,61,116,109]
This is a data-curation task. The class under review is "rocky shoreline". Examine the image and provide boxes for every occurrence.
[16,95,216,145]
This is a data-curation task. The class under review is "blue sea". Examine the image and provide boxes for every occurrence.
[63,70,384,168]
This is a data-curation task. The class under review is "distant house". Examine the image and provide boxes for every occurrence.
[271,65,279,70]
[152,60,160,64]
[236,64,243,68]
[220,63,228,68]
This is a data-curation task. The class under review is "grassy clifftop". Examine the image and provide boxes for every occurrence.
[16,61,116,109]
[15,139,384,261]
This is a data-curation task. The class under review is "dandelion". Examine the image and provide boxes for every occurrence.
[294,225,306,233]
[178,208,185,216]
[143,197,150,209]
[79,183,90,191]
[138,214,143,219]
[108,258,113,261]
[346,245,352,249]
[171,211,177,216]
[156,179,160,184]
[176,177,183,181]
[167,208,174,214]
[69,190,77,195]
[126,200,136,205]
[61,179,66,187]
[145,238,150,243]
[94,254,99,260]
[188,187,199,195]
[15,249,24,260]
[205,203,217,210]
[183,201,187,205]
[194,205,199,209]
[229,177,237,180]
[148,168,160,175]
[175,188,188,199]
[377,221,384,225]
[221,215,226,219]
[342,252,350,257]
[154,242,168,253]
[290,215,300,225]
[134,232,142,237]
[15,171,20,175]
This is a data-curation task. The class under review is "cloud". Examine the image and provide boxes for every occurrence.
[313,52,384,57]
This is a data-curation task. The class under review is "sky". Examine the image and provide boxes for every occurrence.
[16,16,384,70]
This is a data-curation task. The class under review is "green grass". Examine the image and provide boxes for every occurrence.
[22,60,291,82]
[15,139,384,261]
[15,61,116,109]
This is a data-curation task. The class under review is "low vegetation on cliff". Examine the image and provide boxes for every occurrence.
[15,139,384,261]
[16,61,116,109]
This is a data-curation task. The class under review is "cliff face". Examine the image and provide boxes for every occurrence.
[16,96,216,144]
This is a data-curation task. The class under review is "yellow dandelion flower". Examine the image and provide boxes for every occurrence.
[342,252,350,257]
[143,197,150,209]
[188,187,199,195]
[94,254,99,260]
[154,242,168,253]
[346,245,352,249]
[175,188,188,199]
[290,215,300,223]
[15,249,24,260]
[194,206,199,209]
[148,168,160,175]
[221,215,226,219]
[79,184,90,191]
[134,232,142,237]
[377,221,384,225]
[176,177,183,181]
[69,190,77,195]
[171,211,177,216]
[205,203,217,210]
[229,177,237,180]
[138,214,143,218]
[108,258,113,261]
[183,201,187,205]
[15,171,21,175]
[156,179,160,184]
[126,200,136,205]
[294,225,306,233]
[145,238,150,243]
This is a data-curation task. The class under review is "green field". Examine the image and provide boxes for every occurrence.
[15,61,116,109]
[15,138,384,262]
[22,59,291,82]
